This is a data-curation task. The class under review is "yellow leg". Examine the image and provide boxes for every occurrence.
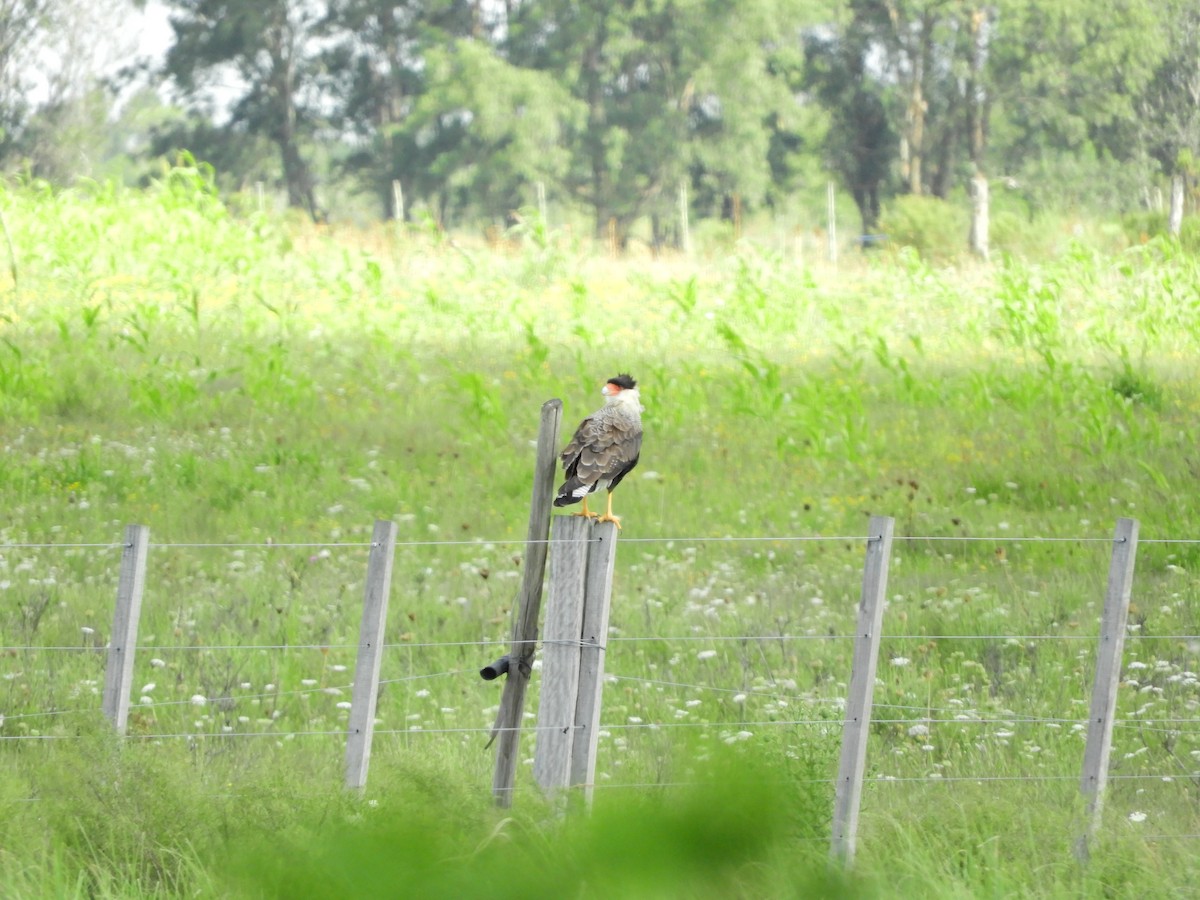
[572,496,599,520]
[596,492,622,530]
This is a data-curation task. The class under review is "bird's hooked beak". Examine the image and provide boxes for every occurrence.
[601,382,617,396]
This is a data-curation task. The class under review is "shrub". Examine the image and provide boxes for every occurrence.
[878,195,968,262]
[1121,211,1200,253]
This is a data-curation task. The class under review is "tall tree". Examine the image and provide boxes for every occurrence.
[394,37,583,227]
[0,0,135,177]
[988,0,1170,182]
[322,1,491,219]
[964,4,991,259]
[804,20,895,235]
[847,0,959,197]
[808,0,1173,250]
[1133,1,1200,234]
[686,2,808,227]
[164,0,323,217]
[0,0,59,162]
[507,0,805,246]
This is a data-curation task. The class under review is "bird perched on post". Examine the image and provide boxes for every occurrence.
[554,374,643,529]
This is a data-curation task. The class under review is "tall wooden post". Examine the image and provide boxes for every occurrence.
[533,517,590,793]
[570,520,618,802]
[1075,517,1139,860]
[102,525,150,735]
[830,515,894,865]
[344,520,398,790]
[532,518,619,804]
[491,399,563,806]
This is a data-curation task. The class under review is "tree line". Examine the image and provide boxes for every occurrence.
[2,1,1197,253]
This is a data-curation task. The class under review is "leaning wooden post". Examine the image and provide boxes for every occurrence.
[533,516,590,795]
[344,519,398,791]
[830,515,894,865]
[570,520,618,802]
[102,525,150,735]
[1075,517,1139,860]
[490,399,563,807]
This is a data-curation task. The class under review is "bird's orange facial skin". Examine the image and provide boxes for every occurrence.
[602,383,619,396]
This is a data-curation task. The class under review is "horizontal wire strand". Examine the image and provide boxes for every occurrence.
[5,707,1195,735]
[9,628,1200,656]
[14,531,1200,553]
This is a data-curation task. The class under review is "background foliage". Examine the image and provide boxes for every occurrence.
[3,167,1200,896]
[1,0,1197,249]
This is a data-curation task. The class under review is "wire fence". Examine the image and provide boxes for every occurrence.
[8,532,1200,549]
[2,523,1199,847]
[3,636,1197,730]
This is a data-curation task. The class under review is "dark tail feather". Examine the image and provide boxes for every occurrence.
[554,479,586,507]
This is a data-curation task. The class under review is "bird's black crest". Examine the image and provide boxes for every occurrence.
[608,374,637,389]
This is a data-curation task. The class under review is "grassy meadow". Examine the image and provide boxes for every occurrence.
[3,166,1200,897]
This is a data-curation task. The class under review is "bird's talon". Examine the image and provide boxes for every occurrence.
[597,515,623,530]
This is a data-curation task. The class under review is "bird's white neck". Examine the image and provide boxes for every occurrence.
[606,388,641,413]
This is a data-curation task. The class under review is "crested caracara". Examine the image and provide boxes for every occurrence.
[553,374,643,529]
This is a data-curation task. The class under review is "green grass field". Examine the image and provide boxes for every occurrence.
[3,167,1200,897]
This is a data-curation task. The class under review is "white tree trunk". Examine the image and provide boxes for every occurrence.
[970,171,989,261]
[1168,174,1185,237]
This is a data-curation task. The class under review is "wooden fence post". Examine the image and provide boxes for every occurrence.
[1075,517,1139,860]
[102,524,150,735]
[344,519,398,791]
[570,520,618,803]
[533,516,590,795]
[491,399,563,807]
[830,515,894,865]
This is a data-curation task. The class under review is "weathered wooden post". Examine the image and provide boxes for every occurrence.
[830,515,894,865]
[489,399,563,807]
[102,524,150,735]
[569,521,618,802]
[532,517,618,804]
[344,519,398,791]
[533,516,590,794]
[1075,517,1139,860]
